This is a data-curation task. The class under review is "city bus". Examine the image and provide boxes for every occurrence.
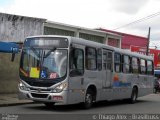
[18,35,154,109]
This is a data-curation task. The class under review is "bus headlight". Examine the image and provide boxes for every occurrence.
[51,82,67,93]
[19,82,29,91]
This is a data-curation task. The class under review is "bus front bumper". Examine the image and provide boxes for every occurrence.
[18,89,68,104]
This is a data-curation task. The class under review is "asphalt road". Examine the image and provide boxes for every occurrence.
[0,94,160,120]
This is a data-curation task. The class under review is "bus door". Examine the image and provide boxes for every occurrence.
[102,49,113,88]
[68,44,85,103]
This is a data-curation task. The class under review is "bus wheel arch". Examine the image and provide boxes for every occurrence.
[82,85,97,109]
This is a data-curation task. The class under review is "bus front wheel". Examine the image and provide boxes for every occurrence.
[82,89,93,109]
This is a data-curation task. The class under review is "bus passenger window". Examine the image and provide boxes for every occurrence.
[86,47,97,70]
[70,48,84,76]
[97,49,102,71]
[122,55,130,73]
[132,57,139,74]
[147,60,153,75]
[107,52,112,70]
[140,59,146,74]
[114,53,121,72]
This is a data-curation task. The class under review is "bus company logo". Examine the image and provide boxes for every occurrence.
[37,88,41,93]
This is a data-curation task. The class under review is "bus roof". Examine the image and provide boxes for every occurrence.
[25,35,153,61]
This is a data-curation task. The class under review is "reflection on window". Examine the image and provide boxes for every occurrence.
[86,47,96,70]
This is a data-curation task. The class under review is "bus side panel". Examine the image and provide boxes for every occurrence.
[138,75,154,97]
[83,70,102,101]
[111,73,133,100]
[67,76,85,104]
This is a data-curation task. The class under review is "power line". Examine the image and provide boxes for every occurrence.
[113,11,160,30]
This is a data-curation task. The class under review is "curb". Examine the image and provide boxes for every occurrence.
[0,101,34,107]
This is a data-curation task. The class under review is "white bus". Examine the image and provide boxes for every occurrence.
[18,35,154,109]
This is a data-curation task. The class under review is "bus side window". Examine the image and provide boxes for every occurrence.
[114,53,121,73]
[140,59,146,74]
[122,55,130,73]
[85,47,97,70]
[97,49,102,71]
[107,51,112,70]
[70,48,84,77]
[132,57,139,74]
[147,60,153,75]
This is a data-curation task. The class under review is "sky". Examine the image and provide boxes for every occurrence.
[0,0,160,48]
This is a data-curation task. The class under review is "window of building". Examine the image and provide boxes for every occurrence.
[114,53,121,72]
[86,47,97,70]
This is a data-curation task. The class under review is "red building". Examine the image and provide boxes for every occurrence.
[99,28,148,49]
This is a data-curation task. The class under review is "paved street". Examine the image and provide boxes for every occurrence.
[0,94,160,120]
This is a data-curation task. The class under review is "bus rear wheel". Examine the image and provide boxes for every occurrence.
[82,89,93,109]
[129,87,138,104]
[44,102,55,108]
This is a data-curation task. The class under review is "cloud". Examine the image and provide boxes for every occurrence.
[0,0,160,42]
[110,0,149,14]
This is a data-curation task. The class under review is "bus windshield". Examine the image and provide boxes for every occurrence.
[20,38,68,80]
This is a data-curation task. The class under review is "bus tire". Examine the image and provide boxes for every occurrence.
[129,87,138,104]
[44,102,55,108]
[82,89,93,109]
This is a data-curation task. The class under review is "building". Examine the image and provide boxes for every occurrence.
[44,21,121,47]
[0,13,122,47]
[0,13,45,42]
[98,28,148,49]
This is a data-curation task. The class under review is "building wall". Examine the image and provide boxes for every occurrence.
[44,21,121,45]
[122,34,147,49]
[0,13,45,42]
[0,53,20,93]
[99,28,147,49]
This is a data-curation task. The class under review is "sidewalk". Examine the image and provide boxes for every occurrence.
[0,93,33,107]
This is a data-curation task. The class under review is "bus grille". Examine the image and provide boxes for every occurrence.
[26,81,54,87]
[31,93,48,98]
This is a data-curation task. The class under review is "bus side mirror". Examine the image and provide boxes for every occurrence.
[11,53,15,62]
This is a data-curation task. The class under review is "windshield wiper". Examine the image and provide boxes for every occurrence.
[30,46,40,58]
[44,48,56,58]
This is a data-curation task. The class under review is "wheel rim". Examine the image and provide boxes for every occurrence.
[86,93,92,104]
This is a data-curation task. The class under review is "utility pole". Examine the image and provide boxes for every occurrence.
[146,27,151,55]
